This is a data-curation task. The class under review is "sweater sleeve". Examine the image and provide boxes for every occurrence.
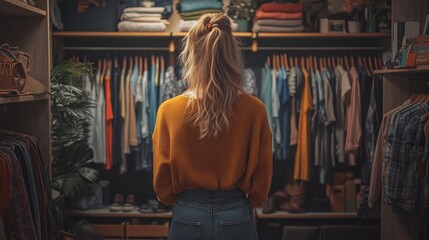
[248,108,273,208]
[152,105,178,206]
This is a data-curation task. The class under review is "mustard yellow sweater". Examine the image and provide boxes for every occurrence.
[153,93,273,207]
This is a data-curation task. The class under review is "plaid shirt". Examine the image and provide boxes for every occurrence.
[384,103,429,211]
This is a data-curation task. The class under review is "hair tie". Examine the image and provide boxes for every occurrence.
[207,23,219,30]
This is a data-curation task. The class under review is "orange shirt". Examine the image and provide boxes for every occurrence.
[153,94,273,207]
[293,69,313,181]
[105,74,114,170]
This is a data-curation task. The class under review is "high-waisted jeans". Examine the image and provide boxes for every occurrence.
[168,188,259,240]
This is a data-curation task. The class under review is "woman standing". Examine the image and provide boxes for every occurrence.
[153,13,273,240]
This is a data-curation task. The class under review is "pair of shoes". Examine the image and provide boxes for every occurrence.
[276,181,307,213]
[109,194,136,212]
[139,199,171,213]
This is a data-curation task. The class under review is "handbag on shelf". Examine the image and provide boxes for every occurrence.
[0,44,30,95]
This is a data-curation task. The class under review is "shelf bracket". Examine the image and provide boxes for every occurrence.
[252,33,258,52]
[169,33,175,53]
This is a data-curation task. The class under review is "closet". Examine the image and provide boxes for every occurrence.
[49,0,429,240]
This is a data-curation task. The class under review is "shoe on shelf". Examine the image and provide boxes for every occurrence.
[154,201,171,213]
[139,203,155,213]
[122,194,136,212]
[109,194,124,212]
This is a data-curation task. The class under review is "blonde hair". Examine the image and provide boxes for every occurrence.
[180,13,244,138]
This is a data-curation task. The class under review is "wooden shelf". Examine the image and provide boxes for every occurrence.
[65,208,172,218]
[0,93,49,104]
[53,32,172,38]
[53,32,387,39]
[0,0,46,16]
[256,32,390,38]
[374,65,429,75]
[257,211,358,219]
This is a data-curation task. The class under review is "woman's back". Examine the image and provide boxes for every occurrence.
[153,93,272,207]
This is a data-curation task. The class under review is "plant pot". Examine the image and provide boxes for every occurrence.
[236,19,249,32]
[365,20,378,32]
[348,21,361,33]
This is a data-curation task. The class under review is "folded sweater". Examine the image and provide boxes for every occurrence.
[178,1,223,13]
[125,17,169,23]
[123,7,165,14]
[255,19,303,27]
[121,13,162,21]
[252,24,304,33]
[255,10,303,21]
[180,9,223,17]
[118,21,167,32]
[259,2,303,13]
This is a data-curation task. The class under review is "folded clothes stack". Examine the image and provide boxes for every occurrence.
[252,2,304,33]
[177,0,223,32]
[118,7,168,32]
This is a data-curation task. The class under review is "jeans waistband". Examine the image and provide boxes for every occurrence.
[178,188,246,204]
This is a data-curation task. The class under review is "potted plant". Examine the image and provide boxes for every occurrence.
[227,0,256,32]
[51,61,99,205]
[348,5,363,33]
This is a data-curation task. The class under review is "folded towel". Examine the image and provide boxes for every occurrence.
[126,17,169,23]
[179,19,238,32]
[180,9,223,18]
[254,10,303,21]
[123,7,165,14]
[255,19,303,27]
[178,1,223,13]
[118,21,167,32]
[259,2,303,13]
[252,24,304,33]
[179,20,198,32]
[121,13,162,21]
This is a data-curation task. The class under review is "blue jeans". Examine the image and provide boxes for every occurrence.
[168,188,259,240]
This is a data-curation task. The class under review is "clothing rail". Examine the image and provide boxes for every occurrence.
[61,47,171,51]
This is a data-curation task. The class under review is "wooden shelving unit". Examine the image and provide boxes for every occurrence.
[53,31,389,39]
[374,65,429,75]
[0,0,46,16]
[65,208,172,218]
[257,211,358,219]
[256,32,390,38]
[53,32,172,38]
[0,93,49,104]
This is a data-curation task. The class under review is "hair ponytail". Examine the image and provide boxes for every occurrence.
[180,13,244,138]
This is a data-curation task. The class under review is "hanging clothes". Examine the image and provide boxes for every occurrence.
[111,60,122,166]
[105,66,114,170]
[334,65,351,164]
[244,68,258,96]
[345,66,361,166]
[278,66,290,160]
[260,63,273,131]
[293,68,313,181]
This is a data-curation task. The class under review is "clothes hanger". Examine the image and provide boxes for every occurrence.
[372,56,378,70]
[344,56,350,70]
[97,59,102,80]
[327,57,332,68]
[350,56,356,69]
[155,55,160,87]
[284,53,290,70]
[362,56,371,76]
[289,56,294,68]
[266,55,271,67]
[314,56,319,71]
[300,56,306,71]
[144,56,148,72]
[374,56,380,69]
[122,56,127,73]
[378,57,383,69]
[100,58,106,85]
[332,56,336,67]
[294,57,299,69]
[280,53,285,69]
[139,56,143,76]
[368,56,375,73]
